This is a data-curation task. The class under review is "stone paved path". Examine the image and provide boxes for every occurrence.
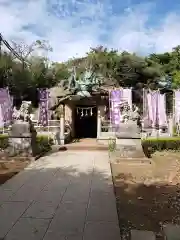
[0,151,121,240]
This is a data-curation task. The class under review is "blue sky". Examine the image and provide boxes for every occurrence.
[1,0,180,61]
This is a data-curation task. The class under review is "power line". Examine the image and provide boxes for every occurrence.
[0,33,30,67]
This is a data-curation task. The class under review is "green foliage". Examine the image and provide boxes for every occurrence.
[0,134,53,156]
[0,134,8,149]
[67,46,164,89]
[142,137,180,156]
[0,40,59,106]
[35,135,53,155]
[108,138,116,152]
[172,70,180,88]
[2,39,180,106]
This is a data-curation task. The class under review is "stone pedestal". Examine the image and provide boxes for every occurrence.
[4,119,37,160]
[111,120,150,163]
[116,120,140,139]
[115,138,146,159]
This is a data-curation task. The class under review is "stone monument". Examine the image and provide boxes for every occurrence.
[112,102,150,162]
[5,101,37,159]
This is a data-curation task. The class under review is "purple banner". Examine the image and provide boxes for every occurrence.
[38,89,49,126]
[157,93,167,127]
[147,91,159,127]
[0,88,12,125]
[110,89,122,126]
[175,90,180,123]
[0,88,9,101]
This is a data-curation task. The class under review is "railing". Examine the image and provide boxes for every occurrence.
[32,120,61,133]
[99,119,162,139]
[0,119,71,145]
[0,120,61,137]
[99,120,116,139]
[101,120,110,133]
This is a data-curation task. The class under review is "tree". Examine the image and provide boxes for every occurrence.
[10,40,53,60]
[172,70,180,88]
[2,38,180,107]
[0,39,56,105]
[51,62,70,81]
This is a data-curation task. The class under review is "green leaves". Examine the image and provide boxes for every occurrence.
[64,46,167,89]
[0,40,58,104]
[2,38,180,106]
[172,70,180,88]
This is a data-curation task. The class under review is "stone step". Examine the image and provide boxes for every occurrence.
[59,144,108,151]
[131,230,156,240]
[163,224,180,240]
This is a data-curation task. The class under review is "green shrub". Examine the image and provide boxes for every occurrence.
[35,135,53,155]
[0,134,53,156]
[0,134,8,149]
[108,138,116,153]
[142,137,180,156]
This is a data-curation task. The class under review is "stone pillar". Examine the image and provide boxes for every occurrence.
[60,105,65,145]
[168,117,173,136]
[97,108,101,139]
[151,123,157,137]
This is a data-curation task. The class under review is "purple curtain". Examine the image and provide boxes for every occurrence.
[0,88,12,125]
[110,90,122,127]
[122,88,132,109]
[157,93,167,127]
[174,90,180,123]
[147,91,158,127]
[38,89,49,126]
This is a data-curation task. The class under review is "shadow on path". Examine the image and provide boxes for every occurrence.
[0,151,120,240]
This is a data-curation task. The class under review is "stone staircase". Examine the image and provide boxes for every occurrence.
[59,138,108,151]
[130,224,180,240]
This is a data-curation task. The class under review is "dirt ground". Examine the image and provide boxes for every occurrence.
[111,151,180,240]
[0,160,29,185]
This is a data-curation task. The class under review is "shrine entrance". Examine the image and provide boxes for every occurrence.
[74,105,97,138]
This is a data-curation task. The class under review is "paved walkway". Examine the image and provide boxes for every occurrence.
[0,151,121,240]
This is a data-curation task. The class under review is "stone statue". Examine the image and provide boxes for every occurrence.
[119,101,140,124]
[12,101,32,121]
[6,101,37,158]
[67,67,77,91]
[131,104,140,120]
[116,102,141,139]
[77,68,96,91]
[67,67,100,96]
[113,102,148,161]
[119,101,131,123]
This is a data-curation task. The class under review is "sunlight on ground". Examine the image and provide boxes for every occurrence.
[111,151,180,240]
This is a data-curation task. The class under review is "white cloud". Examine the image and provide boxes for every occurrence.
[111,3,180,55]
[1,0,180,62]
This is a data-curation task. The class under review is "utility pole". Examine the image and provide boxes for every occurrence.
[0,34,2,85]
[0,33,2,57]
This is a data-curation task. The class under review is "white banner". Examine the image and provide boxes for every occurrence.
[174,90,180,123]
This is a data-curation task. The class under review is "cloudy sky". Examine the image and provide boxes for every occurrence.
[1,0,180,62]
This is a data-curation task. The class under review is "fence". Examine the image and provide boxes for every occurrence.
[0,120,63,144]
[100,117,178,139]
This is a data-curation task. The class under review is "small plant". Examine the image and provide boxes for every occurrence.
[108,138,116,155]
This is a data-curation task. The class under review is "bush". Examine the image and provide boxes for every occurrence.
[0,134,8,149]
[142,137,180,156]
[35,135,53,155]
[0,134,53,156]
